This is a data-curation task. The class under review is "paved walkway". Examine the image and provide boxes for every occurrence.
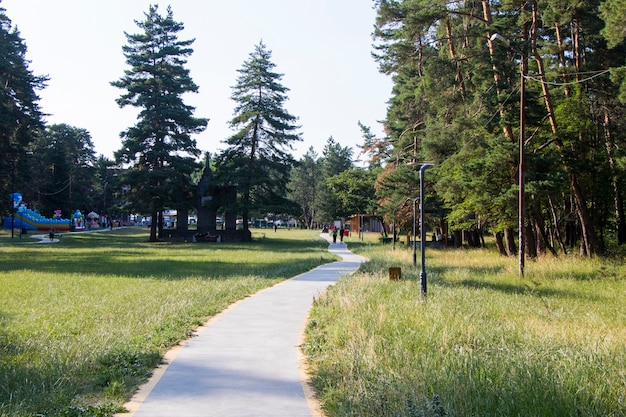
[14,233,60,243]
[122,236,366,417]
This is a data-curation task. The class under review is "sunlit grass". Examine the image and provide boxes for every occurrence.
[0,227,335,416]
[305,238,626,416]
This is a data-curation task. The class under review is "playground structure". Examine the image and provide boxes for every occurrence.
[3,193,71,232]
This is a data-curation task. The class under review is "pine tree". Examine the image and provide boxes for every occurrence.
[288,147,320,228]
[0,7,46,217]
[314,137,354,223]
[216,41,300,240]
[372,0,626,256]
[32,124,97,217]
[111,5,207,241]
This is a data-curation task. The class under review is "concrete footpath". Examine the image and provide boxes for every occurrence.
[122,236,367,417]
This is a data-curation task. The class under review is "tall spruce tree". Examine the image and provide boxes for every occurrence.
[216,41,300,240]
[111,5,207,241]
[0,7,46,217]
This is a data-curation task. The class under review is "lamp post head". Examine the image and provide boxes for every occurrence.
[490,33,510,47]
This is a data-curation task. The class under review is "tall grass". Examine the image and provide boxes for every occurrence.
[305,236,626,416]
[0,227,334,417]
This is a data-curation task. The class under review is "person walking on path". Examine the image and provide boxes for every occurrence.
[332,227,338,243]
[123,235,366,417]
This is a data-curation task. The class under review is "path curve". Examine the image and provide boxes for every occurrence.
[121,236,366,417]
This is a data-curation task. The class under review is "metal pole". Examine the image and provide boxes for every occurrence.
[519,49,526,276]
[489,32,525,276]
[412,197,417,266]
[420,164,432,296]
[11,166,15,238]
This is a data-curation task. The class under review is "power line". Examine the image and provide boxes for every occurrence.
[524,69,611,86]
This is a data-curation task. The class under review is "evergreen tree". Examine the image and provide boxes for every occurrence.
[600,0,626,48]
[314,137,354,223]
[216,41,301,240]
[371,0,626,256]
[358,121,389,169]
[111,5,207,241]
[0,7,46,217]
[327,168,380,221]
[32,124,97,217]
[288,147,320,228]
[93,155,120,219]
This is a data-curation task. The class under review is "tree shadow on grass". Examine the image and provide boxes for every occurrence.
[426,263,604,302]
[1,253,330,281]
[2,230,333,280]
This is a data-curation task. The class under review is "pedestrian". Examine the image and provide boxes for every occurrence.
[339,226,344,242]
[332,227,338,243]
[49,228,55,241]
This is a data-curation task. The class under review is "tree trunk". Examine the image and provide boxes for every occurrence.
[453,230,462,248]
[149,209,158,242]
[466,229,481,248]
[445,19,466,99]
[548,196,568,255]
[504,227,517,256]
[483,0,514,143]
[604,110,626,244]
[157,210,164,239]
[616,192,626,245]
[525,222,537,258]
[177,207,189,231]
[495,231,507,256]
[530,2,601,256]
[554,21,571,97]
[531,197,557,256]
[571,173,603,255]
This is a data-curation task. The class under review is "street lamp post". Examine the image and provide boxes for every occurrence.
[412,197,418,266]
[419,164,433,296]
[10,166,15,238]
[518,49,526,277]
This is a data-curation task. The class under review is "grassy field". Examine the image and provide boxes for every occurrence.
[0,227,335,417]
[305,235,626,417]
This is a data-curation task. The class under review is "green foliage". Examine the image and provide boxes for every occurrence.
[0,7,46,217]
[215,41,300,235]
[327,168,380,218]
[29,124,98,217]
[313,137,355,222]
[370,0,626,255]
[600,0,626,48]
[288,147,321,227]
[58,404,125,417]
[111,5,207,241]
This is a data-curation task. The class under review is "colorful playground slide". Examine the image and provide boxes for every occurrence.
[3,193,70,231]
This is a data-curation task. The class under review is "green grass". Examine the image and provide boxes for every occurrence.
[305,235,626,417]
[0,227,335,417]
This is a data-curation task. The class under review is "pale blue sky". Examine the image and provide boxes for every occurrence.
[2,1,392,162]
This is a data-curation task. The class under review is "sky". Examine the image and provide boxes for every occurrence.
[2,0,393,163]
